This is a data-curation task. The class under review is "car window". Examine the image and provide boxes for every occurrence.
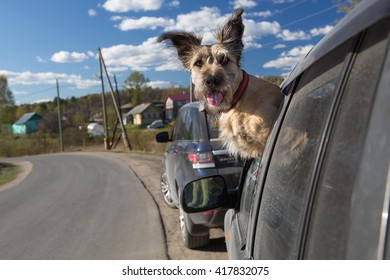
[304,17,390,259]
[186,108,201,140]
[237,159,261,238]
[253,38,355,259]
[206,114,220,139]
[172,109,188,140]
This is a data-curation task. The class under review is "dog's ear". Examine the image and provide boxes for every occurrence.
[158,32,202,70]
[215,8,245,63]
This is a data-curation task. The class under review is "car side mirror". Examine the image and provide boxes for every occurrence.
[155,131,171,143]
[181,176,227,213]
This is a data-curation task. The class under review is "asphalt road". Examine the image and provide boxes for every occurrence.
[0,153,167,260]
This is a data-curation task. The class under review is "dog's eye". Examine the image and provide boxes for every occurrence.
[218,55,229,65]
[194,60,203,67]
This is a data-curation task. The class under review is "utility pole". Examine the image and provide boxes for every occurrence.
[111,75,124,149]
[98,48,132,151]
[98,51,110,150]
[56,79,64,152]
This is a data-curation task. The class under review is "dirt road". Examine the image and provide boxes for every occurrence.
[2,151,228,260]
[101,152,228,260]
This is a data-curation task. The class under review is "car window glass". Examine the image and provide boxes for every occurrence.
[237,159,261,238]
[253,39,353,259]
[173,110,188,140]
[206,114,220,139]
[187,108,201,140]
[305,18,390,259]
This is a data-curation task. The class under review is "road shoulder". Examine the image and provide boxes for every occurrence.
[0,160,32,192]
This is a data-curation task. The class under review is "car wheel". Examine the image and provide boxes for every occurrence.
[179,204,210,249]
[160,172,176,208]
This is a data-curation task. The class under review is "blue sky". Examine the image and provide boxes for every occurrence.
[0,0,347,105]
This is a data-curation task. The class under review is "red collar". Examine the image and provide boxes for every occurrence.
[231,70,249,108]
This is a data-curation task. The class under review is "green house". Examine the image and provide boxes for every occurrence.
[12,112,42,135]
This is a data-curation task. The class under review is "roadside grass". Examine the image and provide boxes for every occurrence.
[0,162,20,186]
[0,125,173,157]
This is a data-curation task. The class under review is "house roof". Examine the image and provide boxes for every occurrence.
[14,112,41,125]
[121,103,133,109]
[166,94,190,101]
[128,103,162,115]
[129,103,152,115]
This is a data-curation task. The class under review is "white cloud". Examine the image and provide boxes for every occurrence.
[32,99,52,104]
[107,66,129,72]
[244,19,281,38]
[165,7,224,34]
[88,9,97,16]
[112,7,281,49]
[110,15,123,21]
[0,70,100,90]
[102,0,163,12]
[277,29,311,41]
[168,0,179,8]
[310,25,334,37]
[249,11,273,18]
[146,80,172,88]
[163,8,280,47]
[273,43,286,49]
[272,0,296,3]
[263,56,301,70]
[116,16,174,31]
[282,45,313,57]
[50,51,89,63]
[230,0,257,9]
[12,90,29,95]
[36,56,46,63]
[263,44,313,70]
[100,37,183,73]
[244,19,281,48]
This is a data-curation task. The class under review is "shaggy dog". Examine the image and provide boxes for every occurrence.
[158,8,282,159]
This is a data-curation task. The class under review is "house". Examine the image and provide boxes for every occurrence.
[125,103,163,127]
[121,103,133,115]
[12,112,42,135]
[165,93,191,120]
[91,112,104,124]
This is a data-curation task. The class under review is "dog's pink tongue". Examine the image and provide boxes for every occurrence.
[207,92,223,106]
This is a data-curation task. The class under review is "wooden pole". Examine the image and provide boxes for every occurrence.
[98,48,110,150]
[56,79,64,152]
[98,48,132,151]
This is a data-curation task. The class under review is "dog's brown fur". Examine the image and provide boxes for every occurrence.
[158,8,282,159]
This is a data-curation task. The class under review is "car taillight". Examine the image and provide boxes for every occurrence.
[187,152,215,169]
[202,210,215,215]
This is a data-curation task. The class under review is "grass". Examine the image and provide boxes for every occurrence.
[0,125,173,157]
[0,162,21,186]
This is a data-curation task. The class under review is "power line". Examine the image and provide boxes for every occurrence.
[281,4,340,29]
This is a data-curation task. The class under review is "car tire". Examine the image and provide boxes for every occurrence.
[160,172,176,208]
[179,204,210,249]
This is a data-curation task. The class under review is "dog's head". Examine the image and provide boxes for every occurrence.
[158,9,245,114]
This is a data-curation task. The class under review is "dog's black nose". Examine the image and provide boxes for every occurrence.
[205,75,221,88]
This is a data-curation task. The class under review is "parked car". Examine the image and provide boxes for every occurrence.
[156,102,244,249]
[147,120,165,129]
[181,0,390,259]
